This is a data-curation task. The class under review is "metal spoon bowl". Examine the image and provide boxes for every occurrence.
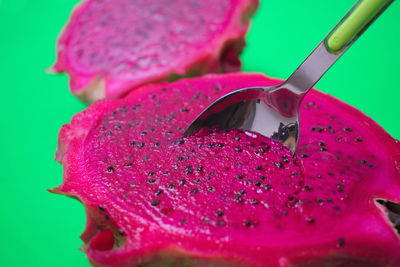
[184,0,393,151]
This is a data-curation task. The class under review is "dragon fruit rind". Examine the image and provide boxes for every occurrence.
[52,73,400,267]
[53,0,259,103]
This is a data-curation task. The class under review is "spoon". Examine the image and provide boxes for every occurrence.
[184,0,393,151]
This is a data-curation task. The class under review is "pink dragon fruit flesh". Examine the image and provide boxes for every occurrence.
[52,73,400,267]
[52,0,258,103]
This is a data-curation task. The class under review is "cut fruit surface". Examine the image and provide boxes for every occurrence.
[53,73,400,267]
[53,0,259,103]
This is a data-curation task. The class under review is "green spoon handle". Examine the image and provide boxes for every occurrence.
[285,0,393,94]
[326,0,392,53]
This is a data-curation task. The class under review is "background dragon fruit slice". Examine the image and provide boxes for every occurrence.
[52,0,258,103]
[53,73,400,267]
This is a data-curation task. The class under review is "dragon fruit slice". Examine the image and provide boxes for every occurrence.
[52,0,258,103]
[52,73,400,267]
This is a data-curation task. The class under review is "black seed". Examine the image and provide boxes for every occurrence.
[180,179,186,185]
[154,142,159,147]
[107,166,115,173]
[186,166,193,174]
[307,218,315,224]
[198,144,203,148]
[149,128,154,132]
[288,195,294,201]
[274,162,283,168]
[316,198,323,203]
[260,176,266,180]
[181,108,188,112]
[140,131,147,136]
[246,179,252,185]
[291,172,298,177]
[190,149,195,153]
[130,141,136,146]
[217,143,224,148]
[368,164,373,168]
[207,187,214,192]
[118,229,125,236]
[195,179,200,184]
[237,174,243,179]
[163,171,169,175]
[125,162,133,166]
[264,184,272,190]
[283,158,289,163]
[304,185,312,191]
[148,171,155,176]
[235,148,243,152]
[360,159,366,164]
[185,156,190,160]
[235,196,243,203]
[318,141,325,147]
[138,142,145,148]
[155,189,163,196]
[197,166,203,171]
[355,137,363,142]
[331,130,337,134]
[98,206,105,212]
[207,143,214,148]
[148,179,156,184]
[192,189,198,194]
[337,183,344,188]
[251,199,259,205]
[244,220,252,227]
[254,181,262,187]
[217,221,225,226]
[337,237,345,247]
[235,137,241,141]
[216,210,223,216]
[334,206,341,211]
[311,127,316,131]
[104,215,109,220]
[107,131,113,135]
[169,183,175,189]
[209,171,216,176]
[326,198,333,203]
[255,166,262,170]
[300,154,309,158]
[177,156,184,162]
[343,127,352,132]
[151,200,160,206]
[320,147,327,151]
[114,125,121,130]
[328,172,334,176]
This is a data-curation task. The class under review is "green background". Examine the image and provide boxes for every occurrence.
[0,0,399,266]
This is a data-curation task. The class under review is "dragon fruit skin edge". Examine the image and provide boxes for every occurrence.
[52,73,400,267]
[52,0,259,103]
